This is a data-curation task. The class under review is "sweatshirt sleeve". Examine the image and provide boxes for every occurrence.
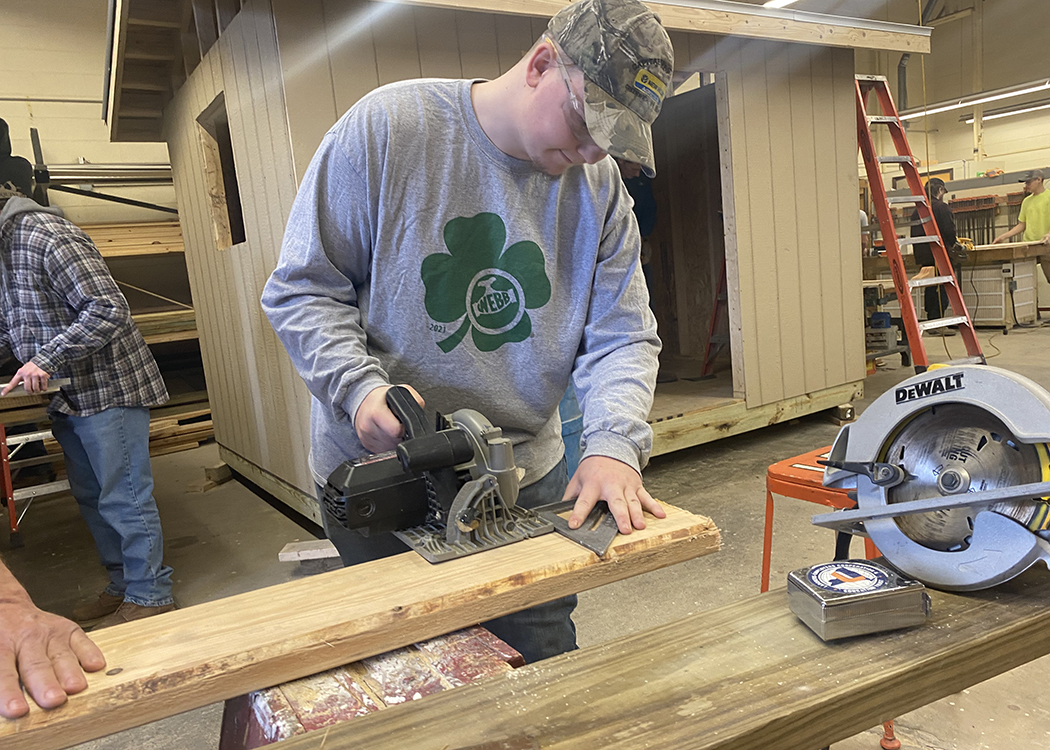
[261,134,389,425]
[31,232,131,374]
[572,179,661,473]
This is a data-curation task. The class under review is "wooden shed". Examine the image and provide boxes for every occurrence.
[106,0,929,522]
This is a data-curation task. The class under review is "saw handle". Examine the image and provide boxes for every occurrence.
[386,385,475,475]
[385,385,430,440]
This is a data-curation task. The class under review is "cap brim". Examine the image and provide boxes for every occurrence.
[582,80,656,178]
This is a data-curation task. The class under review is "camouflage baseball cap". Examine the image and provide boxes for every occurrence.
[548,0,673,177]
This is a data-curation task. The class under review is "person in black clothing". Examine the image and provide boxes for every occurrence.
[910,178,960,336]
[0,118,34,202]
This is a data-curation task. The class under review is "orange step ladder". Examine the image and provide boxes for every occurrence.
[855,74,984,373]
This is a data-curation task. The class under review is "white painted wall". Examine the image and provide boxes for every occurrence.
[851,0,1050,174]
[0,0,176,224]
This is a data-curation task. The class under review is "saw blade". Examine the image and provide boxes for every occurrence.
[881,403,1045,551]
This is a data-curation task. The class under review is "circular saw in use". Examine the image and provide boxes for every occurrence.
[814,365,1050,591]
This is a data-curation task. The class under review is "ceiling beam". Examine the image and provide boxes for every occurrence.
[383,0,931,54]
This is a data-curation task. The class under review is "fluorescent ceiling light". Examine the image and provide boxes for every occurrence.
[900,78,1050,121]
[963,99,1050,124]
[763,0,799,7]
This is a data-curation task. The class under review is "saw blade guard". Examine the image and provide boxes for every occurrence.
[819,365,1050,590]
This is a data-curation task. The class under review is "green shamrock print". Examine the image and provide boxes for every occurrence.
[422,213,551,353]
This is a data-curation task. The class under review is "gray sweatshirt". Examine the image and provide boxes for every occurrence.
[262,79,660,488]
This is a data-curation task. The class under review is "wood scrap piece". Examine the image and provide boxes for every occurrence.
[278,540,339,562]
[468,625,526,668]
[0,504,719,750]
[277,671,379,731]
[267,570,1050,750]
[218,688,305,750]
[357,647,448,705]
[415,631,516,688]
[206,462,233,484]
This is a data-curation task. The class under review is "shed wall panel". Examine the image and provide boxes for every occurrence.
[174,6,866,503]
[714,38,863,407]
[165,0,313,497]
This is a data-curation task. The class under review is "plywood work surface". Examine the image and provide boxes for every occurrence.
[649,374,738,422]
[1,504,719,750]
[271,569,1050,750]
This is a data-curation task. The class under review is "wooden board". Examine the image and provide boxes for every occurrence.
[268,568,1050,750]
[864,241,1048,276]
[1,504,719,750]
[390,0,931,53]
[81,221,184,258]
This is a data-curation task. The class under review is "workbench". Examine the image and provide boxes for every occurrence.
[864,242,1047,329]
[266,568,1050,750]
[1,503,718,750]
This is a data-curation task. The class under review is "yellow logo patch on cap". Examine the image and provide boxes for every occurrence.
[633,69,667,106]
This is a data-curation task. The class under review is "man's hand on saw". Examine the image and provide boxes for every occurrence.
[563,456,666,535]
[354,384,425,453]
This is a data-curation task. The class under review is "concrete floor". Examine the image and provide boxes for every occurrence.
[7,325,1050,749]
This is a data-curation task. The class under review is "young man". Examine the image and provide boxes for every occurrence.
[0,557,105,719]
[0,191,175,629]
[263,0,672,662]
[993,169,1050,282]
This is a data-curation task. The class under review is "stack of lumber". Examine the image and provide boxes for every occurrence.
[2,389,212,467]
[131,309,198,344]
[81,221,184,258]
[148,390,214,456]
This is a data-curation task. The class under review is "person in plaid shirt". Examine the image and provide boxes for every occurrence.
[0,181,175,630]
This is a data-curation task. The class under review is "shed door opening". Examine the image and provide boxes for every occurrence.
[647,77,730,391]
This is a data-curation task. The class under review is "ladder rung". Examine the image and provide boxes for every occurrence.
[908,275,955,289]
[12,479,71,502]
[947,356,986,366]
[919,315,969,332]
[867,116,899,124]
[877,156,914,164]
[6,429,55,446]
[887,195,927,205]
[898,236,942,247]
[857,75,889,82]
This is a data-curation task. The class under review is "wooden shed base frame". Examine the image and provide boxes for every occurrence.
[650,377,862,458]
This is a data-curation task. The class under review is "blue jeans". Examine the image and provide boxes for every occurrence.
[51,407,174,607]
[319,458,577,663]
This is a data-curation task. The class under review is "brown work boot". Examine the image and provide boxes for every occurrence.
[93,600,177,629]
[72,591,125,624]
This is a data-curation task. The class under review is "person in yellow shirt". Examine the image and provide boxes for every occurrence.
[993,169,1050,282]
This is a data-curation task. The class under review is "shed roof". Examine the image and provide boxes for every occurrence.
[105,0,929,142]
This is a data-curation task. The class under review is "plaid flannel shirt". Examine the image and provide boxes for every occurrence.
[0,207,168,416]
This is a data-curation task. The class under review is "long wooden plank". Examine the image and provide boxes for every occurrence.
[271,569,1050,750]
[1,505,718,750]
[385,0,931,53]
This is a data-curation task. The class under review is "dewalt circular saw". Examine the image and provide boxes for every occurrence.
[814,365,1050,591]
